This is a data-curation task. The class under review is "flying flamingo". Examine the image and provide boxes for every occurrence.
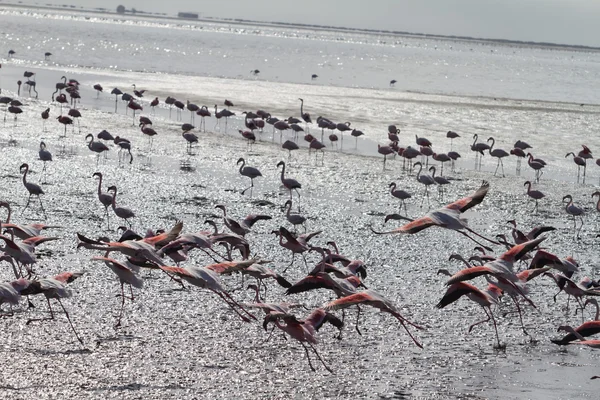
[563,195,584,238]
[523,181,544,213]
[263,309,342,372]
[371,180,499,250]
[236,157,262,196]
[436,282,504,348]
[277,161,302,202]
[91,255,143,328]
[159,265,256,322]
[19,163,46,219]
[107,186,135,227]
[213,205,272,237]
[551,300,600,345]
[324,290,425,348]
[92,172,113,229]
[23,272,85,344]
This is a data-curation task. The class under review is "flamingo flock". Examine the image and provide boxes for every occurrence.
[1,66,600,381]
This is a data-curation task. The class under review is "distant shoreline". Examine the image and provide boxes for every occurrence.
[1,2,600,52]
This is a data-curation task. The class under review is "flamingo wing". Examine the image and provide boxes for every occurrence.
[499,236,545,263]
[286,275,330,295]
[526,225,556,239]
[22,235,59,247]
[445,266,495,285]
[144,221,183,247]
[323,292,374,311]
[436,282,483,309]
[445,180,489,212]
[304,308,344,331]
[528,249,565,270]
[242,214,272,228]
[370,215,436,235]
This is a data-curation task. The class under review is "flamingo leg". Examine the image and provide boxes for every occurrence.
[214,291,252,322]
[56,298,84,345]
[115,282,126,328]
[511,295,528,335]
[309,342,334,373]
[300,342,317,372]
[468,308,491,333]
[220,290,257,321]
[355,305,362,336]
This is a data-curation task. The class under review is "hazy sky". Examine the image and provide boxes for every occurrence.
[18,0,600,47]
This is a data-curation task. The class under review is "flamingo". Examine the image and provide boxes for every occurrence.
[19,163,46,219]
[196,106,211,132]
[510,148,526,175]
[389,182,411,215]
[523,181,544,213]
[91,255,143,328]
[389,79,397,87]
[263,309,342,372]
[107,186,135,227]
[351,129,364,148]
[159,265,256,322]
[236,157,262,196]
[86,134,109,165]
[565,152,586,183]
[436,282,504,348]
[92,172,113,229]
[182,125,198,153]
[23,273,85,344]
[309,138,326,165]
[336,122,351,147]
[446,130,460,150]
[93,83,103,97]
[282,140,299,159]
[110,88,122,113]
[471,134,490,170]
[552,301,600,345]
[514,140,532,150]
[378,144,395,170]
[324,290,424,348]
[563,195,584,238]
[488,137,509,177]
[526,153,545,182]
[372,180,499,250]
[432,153,451,176]
[299,98,312,132]
[38,142,52,183]
[413,162,436,207]
[283,200,306,232]
[592,191,600,213]
[213,205,272,237]
[277,161,302,202]
[429,166,450,200]
[447,151,461,172]
[554,326,600,349]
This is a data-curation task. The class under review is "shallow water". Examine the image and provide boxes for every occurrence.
[1,6,600,400]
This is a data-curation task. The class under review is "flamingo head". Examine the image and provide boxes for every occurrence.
[92,172,102,179]
[562,194,572,203]
[236,157,244,165]
[19,163,28,172]
[276,160,285,168]
[107,185,117,193]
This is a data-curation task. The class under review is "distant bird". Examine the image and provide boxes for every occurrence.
[524,181,544,213]
[93,84,103,98]
[251,69,260,76]
[41,108,50,131]
[224,99,234,107]
[565,152,587,184]
[446,130,460,150]
[110,88,123,113]
[44,52,52,60]
[237,157,262,196]
[19,163,46,218]
[389,79,397,87]
[131,84,145,98]
[107,186,135,227]
[8,50,15,58]
[38,142,52,183]
[311,74,318,80]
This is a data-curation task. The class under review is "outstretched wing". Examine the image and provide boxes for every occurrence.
[243,214,272,228]
[371,215,436,235]
[445,180,489,212]
[436,282,481,309]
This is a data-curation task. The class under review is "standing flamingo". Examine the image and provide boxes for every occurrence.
[389,182,411,215]
[524,181,544,213]
[92,172,113,229]
[471,134,490,170]
[237,157,262,196]
[488,137,509,177]
[38,142,52,183]
[565,152,586,184]
[107,186,135,227]
[86,134,109,165]
[110,88,123,113]
[413,162,436,207]
[563,195,584,238]
[277,161,302,202]
[19,163,46,219]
